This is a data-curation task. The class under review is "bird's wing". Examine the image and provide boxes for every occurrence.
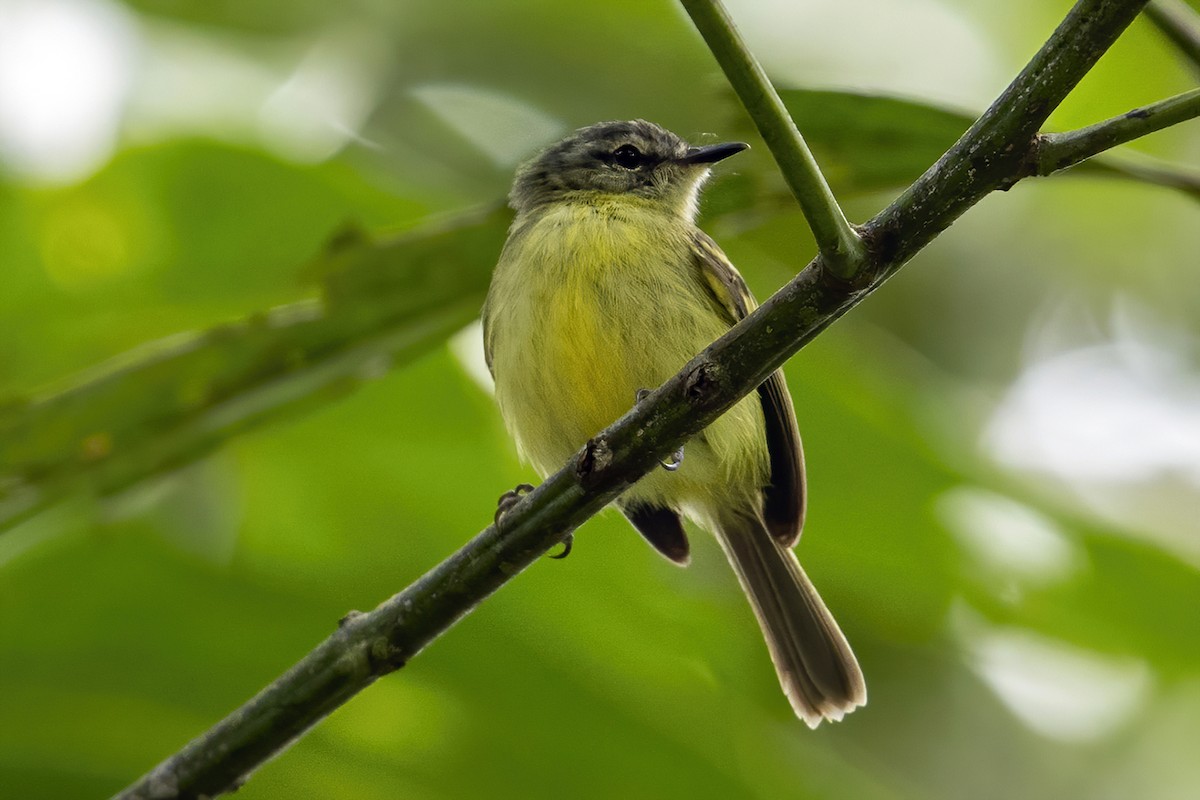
[619,500,692,565]
[691,230,806,545]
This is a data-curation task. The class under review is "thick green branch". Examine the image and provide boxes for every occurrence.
[1145,0,1200,74]
[1036,87,1200,175]
[114,1,1178,798]
[680,0,867,278]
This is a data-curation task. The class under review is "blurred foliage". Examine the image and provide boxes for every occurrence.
[0,205,507,533]
[1,1,1198,800]
[767,90,1200,199]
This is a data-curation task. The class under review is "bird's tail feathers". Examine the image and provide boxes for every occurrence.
[713,508,866,728]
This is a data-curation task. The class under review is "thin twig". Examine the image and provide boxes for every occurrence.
[680,0,867,278]
[114,1,1162,798]
[1037,87,1200,175]
[1145,0,1200,75]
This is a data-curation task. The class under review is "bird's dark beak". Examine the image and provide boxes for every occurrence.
[676,141,749,166]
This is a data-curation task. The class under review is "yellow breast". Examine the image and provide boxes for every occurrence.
[484,197,766,505]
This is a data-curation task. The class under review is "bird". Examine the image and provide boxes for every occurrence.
[481,119,865,727]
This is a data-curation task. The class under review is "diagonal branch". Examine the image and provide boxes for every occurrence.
[680,0,867,278]
[1035,87,1200,175]
[114,1,1171,798]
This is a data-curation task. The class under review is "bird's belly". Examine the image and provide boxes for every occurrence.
[501,270,682,472]
[490,229,767,509]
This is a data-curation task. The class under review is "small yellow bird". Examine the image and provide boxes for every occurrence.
[482,120,865,726]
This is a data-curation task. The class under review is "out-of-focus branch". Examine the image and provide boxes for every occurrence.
[1145,0,1200,74]
[0,210,508,536]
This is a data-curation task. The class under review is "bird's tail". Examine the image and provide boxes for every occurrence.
[713,509,866,727]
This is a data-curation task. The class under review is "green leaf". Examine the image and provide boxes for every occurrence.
[774,89,976,194]
[741,89,1200,200]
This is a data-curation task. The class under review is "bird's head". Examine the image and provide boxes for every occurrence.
[509,119,747,219]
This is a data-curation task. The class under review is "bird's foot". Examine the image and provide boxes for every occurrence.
[549,533,574,560]
[494,483,534,527]
[635,388,685,472]
[495,484,573,560]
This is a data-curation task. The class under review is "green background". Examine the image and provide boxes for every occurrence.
[1,1,1198,798]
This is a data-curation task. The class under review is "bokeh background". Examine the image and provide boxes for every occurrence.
[2,0,1199,798]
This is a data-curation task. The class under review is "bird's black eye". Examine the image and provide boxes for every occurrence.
[611,144,644,169]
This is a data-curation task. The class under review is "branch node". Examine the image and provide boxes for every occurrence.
[575,436,613,484]
[370,637,407,673]
[338,610,365,628]
[996,134,1042,190]
[860,223,900,271]
[1020,133,1051,181]
[815,246,877,295]
[684,360,719,402]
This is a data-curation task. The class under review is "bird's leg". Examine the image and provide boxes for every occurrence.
[635,388,685,471]
[494,483,574,559]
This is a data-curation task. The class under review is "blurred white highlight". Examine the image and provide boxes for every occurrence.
[129,23,386,162]
[450,320,495,395]
[937,486,1082,587]
[956,608,1152,742]
[727,0,999,108]
[987,309,1200,484]
[0,0,137,182]
[259,27,387,161]
[411,84,566,168]
[984,297,1200,564]
[124,24,279,143]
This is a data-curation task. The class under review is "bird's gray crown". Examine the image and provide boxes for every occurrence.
[509,120,707,215]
